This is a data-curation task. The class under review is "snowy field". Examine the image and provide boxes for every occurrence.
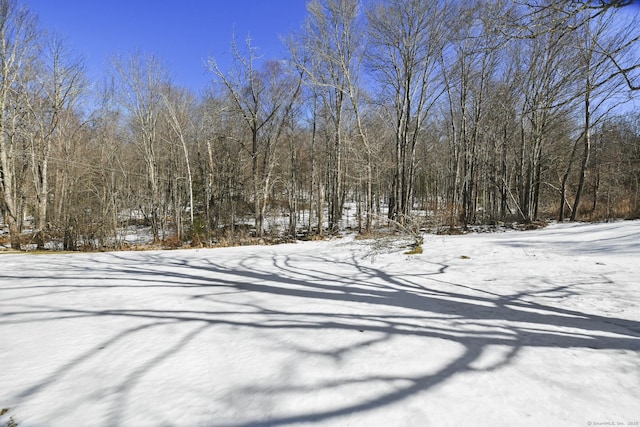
[1,221,639,427]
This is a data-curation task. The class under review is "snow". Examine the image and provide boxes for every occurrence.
[1,221,639,426]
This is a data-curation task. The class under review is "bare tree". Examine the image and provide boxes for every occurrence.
[569,8,639,220]
[24,33,85,248]
[510,5,580,222]
[161,85,196,238]
[506,0,635,39]
[209,36,303,237]
[502,1,639,222]
[367,0,447,225]
[111,51,170,242]
[65,89,124,250]
[293,0,360,233]
[0,0,40,249]
[290,0,377,233]
[194,92,230,240]
[439,0,507,227]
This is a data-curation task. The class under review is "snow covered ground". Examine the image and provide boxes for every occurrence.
[1,221,639,427]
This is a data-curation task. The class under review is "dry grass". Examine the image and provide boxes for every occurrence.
[404,245,423,255]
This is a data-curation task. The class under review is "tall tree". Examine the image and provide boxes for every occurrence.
[161,85,196,238]
[209,37,303,237]
[25,34,85,248]
[0,0,40,249]
[512,3,579,222]
[440,0,506,227]
[291,0,376,233]
[111,51,170,242]
[294,0,359,232]
[569,6,640,220]
[367,0,446,224]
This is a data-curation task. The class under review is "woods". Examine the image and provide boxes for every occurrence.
[1,0,639,250]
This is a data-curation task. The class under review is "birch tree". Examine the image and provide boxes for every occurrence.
[0,0,40,249]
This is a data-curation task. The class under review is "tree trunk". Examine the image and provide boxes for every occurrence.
[571,83,592,221]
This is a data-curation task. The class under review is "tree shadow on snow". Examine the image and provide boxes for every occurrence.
[2,239,639,426]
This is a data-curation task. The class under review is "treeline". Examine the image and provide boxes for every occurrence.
[1,0,639,250]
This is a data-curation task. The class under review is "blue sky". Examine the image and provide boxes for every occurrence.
[27,0,309,92]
